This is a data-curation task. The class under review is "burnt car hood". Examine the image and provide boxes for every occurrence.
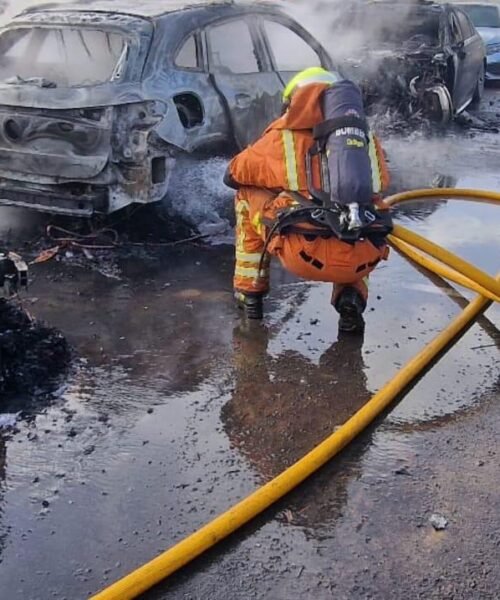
[344,40,443,83]
[347,39,441,64]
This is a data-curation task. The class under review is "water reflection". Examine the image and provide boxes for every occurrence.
[381,247,499,434]
[27,247,236,411]
[223,323,373,524]
[414,201,500,263]
[393,245,499,347]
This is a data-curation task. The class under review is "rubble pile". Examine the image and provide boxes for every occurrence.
[0,299,70,396]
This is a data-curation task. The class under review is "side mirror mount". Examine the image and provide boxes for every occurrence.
[455,40,466,58]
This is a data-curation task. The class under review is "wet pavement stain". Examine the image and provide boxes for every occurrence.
[0,93,498,599]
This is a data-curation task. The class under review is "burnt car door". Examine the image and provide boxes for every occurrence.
[259,17,331,86]
[205,17,283,149]
[448,8,483,111]
[456,8,485,103]
[154,29,234,154]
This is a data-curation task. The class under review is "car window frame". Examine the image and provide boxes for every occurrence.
[246,15,275,73]
[454,8,476,40]
[173,30,205,72]
[449,10,465,44]
[258,15,327,74]
[0,23,144,86]
[204,17,266,75]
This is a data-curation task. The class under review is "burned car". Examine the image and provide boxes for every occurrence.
[0,0,332,216]
[335,1,486,123]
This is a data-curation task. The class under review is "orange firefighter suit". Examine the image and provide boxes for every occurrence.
[227,79,390,307]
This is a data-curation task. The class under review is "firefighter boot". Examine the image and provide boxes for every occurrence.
[335,286,366,334]
[234,292,264,320]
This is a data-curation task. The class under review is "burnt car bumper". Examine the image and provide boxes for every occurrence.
[0,99,175,216]
[0,180,109,217]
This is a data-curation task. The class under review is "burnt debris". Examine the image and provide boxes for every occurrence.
[0,299,70,396]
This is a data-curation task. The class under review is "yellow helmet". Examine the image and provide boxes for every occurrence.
[282,67,342,102]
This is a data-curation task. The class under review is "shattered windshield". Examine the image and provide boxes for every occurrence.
[459,5,500,28]
[0,27,127,87]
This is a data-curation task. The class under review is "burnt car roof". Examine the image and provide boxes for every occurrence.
[19,0,280,20]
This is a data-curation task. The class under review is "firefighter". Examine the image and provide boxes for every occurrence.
[224,67,391,333]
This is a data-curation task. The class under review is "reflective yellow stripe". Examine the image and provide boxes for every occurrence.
[282,130,299,191]
[251,211,265,236]
[235,198,249,252]
[236,251,263,263]
[235,266,269,278]
[235,199,249,215]
[368,132,382,194]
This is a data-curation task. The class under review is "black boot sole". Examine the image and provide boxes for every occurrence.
[338,304,365,334]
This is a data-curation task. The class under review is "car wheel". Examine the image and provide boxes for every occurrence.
[422,85,453,124]
[472,62,485,104]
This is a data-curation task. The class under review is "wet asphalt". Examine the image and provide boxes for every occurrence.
[0,91,499,600]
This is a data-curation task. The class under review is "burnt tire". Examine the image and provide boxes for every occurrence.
[472,62,485,104]
[422,85,453,124]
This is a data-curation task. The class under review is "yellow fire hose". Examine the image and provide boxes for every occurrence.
[384,186,500,206]
[389,236,500,303]
[92,189,499,600]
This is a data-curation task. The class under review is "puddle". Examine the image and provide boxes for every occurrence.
[0,90,499,600]
[0,191,498,598]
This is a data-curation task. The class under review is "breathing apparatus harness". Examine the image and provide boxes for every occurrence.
[255,114,393,281]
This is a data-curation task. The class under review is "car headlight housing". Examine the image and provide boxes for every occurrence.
[486,42,500,56]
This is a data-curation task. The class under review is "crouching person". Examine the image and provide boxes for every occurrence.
[224,67,392,334]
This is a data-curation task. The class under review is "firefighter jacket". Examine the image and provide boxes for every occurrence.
[227,83,390,198]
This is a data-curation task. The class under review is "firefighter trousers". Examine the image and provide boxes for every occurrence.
[234,187,388,305]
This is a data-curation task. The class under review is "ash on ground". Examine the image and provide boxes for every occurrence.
[0,298,70,397]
